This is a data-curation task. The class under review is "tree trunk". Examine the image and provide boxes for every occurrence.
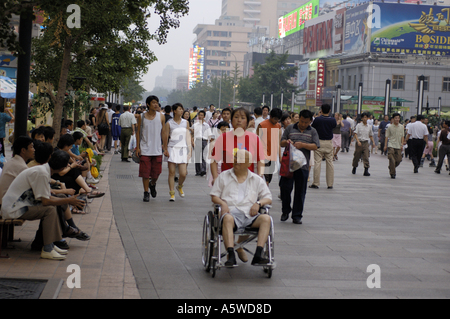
[52,37,73,147]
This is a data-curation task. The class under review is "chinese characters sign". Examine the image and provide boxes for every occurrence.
[370,3,450,56]
[278,0,319,38]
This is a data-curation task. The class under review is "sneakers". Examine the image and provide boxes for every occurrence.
[86,177,99,184]
[41,249,66,260]
[143,191,150,202]
[177,184,185,198]
[169,191,175,202]
[149,183,157,198]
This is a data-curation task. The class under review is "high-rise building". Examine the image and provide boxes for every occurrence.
[193,1,306,83]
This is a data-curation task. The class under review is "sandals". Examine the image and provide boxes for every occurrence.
[87,191,105,199]
[71,207,86,214]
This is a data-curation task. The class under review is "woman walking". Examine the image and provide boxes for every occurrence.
[96,106,109,151]
[163,103,192,201]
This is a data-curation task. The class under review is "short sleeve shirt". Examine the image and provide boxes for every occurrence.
[0,164,51,219]
[281,124,320,167]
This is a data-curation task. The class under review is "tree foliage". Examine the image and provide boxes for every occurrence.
[237,52,298,108]
[0,0,189,144]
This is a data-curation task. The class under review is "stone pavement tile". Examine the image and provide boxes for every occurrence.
[0,150,140,299]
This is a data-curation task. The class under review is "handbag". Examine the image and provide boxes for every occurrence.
[279,145,293,178]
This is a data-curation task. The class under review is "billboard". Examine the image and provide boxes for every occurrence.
[344,3,371,54]
[319,0,369,16]
[278,0,320,38]
[188,45,204,89]
[370,3,450,56]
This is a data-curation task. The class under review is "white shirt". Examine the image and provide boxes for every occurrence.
[118,111,137,128]
[407,121,428,139]
[354,123,373,141]
[1,164,52,219]
[210,168,272,218]
[192,120,210,140]
[205,110,213,123]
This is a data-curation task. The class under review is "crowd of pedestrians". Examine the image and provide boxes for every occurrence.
[103,97,448,228]
[1,97,449,262]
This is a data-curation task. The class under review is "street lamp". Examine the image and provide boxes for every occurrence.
[270,91,273,110]
[280,89,284,109]
[438,96,442,117]
[357,82,363,115]
[14,3,34,141]
[291,90,295,112]
[335,84,341,114]
[384,79,391,116]
[417,75,425,116]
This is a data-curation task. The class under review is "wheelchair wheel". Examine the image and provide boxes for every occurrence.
[202,211,215,272]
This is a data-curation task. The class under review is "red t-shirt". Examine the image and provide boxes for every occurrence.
[211,130,265,172]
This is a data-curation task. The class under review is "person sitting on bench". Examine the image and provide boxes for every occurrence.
[0,150,86,260]
[210,149,272,267]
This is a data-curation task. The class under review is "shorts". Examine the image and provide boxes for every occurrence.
[222,207,258,232]
[139,155,163,179]
[112,135,120,141]
[332,134,341,148]
[422,141,434,155]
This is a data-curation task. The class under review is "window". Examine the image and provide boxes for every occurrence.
[207,40,220,46]
[416,76,429,91]
[348,75,352,90]
[220,41,231,47]
[392,75,405,90]
[443,77,450,92]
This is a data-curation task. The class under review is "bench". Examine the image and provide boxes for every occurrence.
[0,218,26,258]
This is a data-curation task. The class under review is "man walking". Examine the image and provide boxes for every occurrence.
[405,115,428,173]
[378,114,390,155]
[192,110,210,176]
[352,113,375,176]
[384,113,404,178]
[280,110,319,224]
[135,95,166,202]
[310,104,336,189]
[119,105,136,162]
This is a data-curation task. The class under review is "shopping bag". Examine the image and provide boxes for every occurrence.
[289,143,307,172]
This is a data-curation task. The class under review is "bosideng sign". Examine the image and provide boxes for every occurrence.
[278,0,319,38]
[370,3,450,56]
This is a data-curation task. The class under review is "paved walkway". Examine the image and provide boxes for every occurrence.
[2,144,450,299]
[0,151,140,299]
[109,147,450,299]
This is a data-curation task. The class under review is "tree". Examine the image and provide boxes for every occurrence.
[238,52,298,108]
[1,0,189,144]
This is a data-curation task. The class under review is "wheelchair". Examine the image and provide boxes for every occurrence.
[202,204,275,278]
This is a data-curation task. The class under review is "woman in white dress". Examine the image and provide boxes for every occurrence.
[163,103,192,201]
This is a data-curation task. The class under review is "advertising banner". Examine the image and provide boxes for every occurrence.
[278,0,319,38]
[370,3,450,56]
[344,3,371,54]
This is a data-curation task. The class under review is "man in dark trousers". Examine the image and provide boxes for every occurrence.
[310,104,336,189]
[405,115,428,173]
[378,114,390,155]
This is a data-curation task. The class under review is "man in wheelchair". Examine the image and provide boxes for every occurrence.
[210,150,272,267]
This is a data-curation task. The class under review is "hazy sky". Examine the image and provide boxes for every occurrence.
[141,0,222,92]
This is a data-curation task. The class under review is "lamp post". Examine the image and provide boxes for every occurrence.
[270,91,273,110]
[291,89,295,112]
[357,82,363,115]
[336,84,341,114]
[438,96,442,117]
[332,95,335,114]
[417,75,425,116]
[14,4,33,141]
[280,89,284,110]
[384,79,391,116]
[262,92,265,105]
